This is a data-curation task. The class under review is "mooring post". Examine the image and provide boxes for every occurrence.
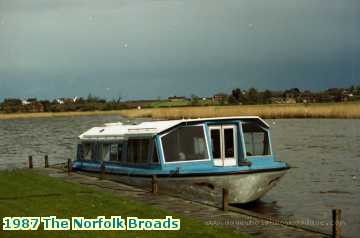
[100,162,105,180]
[332,209,341,238]
[28,155,33,169]
[152,175,158,195]
[44,155,49,168]
[222,188,229,211]
[67,159,72,174]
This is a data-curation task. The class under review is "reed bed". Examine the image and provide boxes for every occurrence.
[1,103,359,120]
[117,103,360,119]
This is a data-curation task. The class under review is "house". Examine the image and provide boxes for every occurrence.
[300,91,317,103]
[21,100,31,105]
[285,98,297,104]
[24,102,44,113]
[212,93,228,103]
[56,99,64,104]
[270,97,285,104]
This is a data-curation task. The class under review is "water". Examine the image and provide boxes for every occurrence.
[256,119,360,237]
[0,117,359,237]
[0,115,125,168]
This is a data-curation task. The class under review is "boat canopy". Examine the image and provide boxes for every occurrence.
[79,116,269,141]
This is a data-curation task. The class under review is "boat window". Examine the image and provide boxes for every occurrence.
[210,129,221,159]
[91,143,99,160]
[77,144,84,160]
[151,142,159,164]
[82,143,92,160]
[224,128,235,158]
[242,122,270,156]
[99,144,110,161]
[110,143,123,162]
[161,126,209,162]
[127,139,150,164]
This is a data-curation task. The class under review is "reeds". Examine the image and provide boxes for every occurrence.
[117,103,360,119]
[1,103,359,120]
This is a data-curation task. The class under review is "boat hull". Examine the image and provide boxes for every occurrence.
[86,168,288,204]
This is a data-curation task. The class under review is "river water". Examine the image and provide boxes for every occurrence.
[0,116,359,237]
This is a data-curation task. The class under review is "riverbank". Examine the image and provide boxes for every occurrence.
[0,102,359,120]
[0,170,244,238]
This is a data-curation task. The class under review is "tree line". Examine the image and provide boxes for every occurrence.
[226,86,360,105]
[1,85,359,113]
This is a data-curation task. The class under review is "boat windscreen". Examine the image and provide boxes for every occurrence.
[161,126,209,162]
[242,122,270,156]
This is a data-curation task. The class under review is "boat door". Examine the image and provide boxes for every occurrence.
[209,125,237,166]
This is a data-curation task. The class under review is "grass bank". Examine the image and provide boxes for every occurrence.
[118,102,360,119]
[0,170,244,238]
[1,102,359,120]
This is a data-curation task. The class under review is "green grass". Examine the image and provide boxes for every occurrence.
[0,170,247,238]
[149,100,191,108]
[149,99,216,108]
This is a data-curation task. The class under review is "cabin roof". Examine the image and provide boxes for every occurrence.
[79,116,269,141]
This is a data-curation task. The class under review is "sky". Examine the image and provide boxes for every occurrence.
[0,0,359,100]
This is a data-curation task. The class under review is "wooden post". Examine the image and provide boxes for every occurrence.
[28,155,33,169]
[100,162,105,180]
[44,155,49,168]
[67,159,72,174]
[332,209,341,238]
[222,188,229,211]
[152,175,158,195]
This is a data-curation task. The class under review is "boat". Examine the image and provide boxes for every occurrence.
[73,116,289,204]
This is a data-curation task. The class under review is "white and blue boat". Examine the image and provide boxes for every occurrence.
[73,116,289,204]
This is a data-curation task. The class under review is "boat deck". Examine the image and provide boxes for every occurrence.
[40,167,332,238]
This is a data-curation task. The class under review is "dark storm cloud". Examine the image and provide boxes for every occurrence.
[0,0,359,100]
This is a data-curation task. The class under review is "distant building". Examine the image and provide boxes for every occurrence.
[21,100,31,105]
[24,102,44,113]
[56,99,64,104]
[285,98,297,104]
[270,97,285,104]
[63,98,75,104]
[300,91,317,103]
[168,96,186,102]
[212,93,228,103]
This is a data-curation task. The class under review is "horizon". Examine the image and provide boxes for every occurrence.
[1,85,359,102]
[0,0,359,101]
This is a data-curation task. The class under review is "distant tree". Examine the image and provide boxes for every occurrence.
[349,85,355,92]
[40,100,51,112]
[231,88,248,104]
[87,93,100,103]
[262,90,272,104]
[190,94,200,106]
[227,96,238,105]
[76,97,85,104]
[247,88,259,104]
[326,88,343,102]
[2,98,22,113]
[231,88,242,102]
[4,98,22,105]
[116,96,122,104]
